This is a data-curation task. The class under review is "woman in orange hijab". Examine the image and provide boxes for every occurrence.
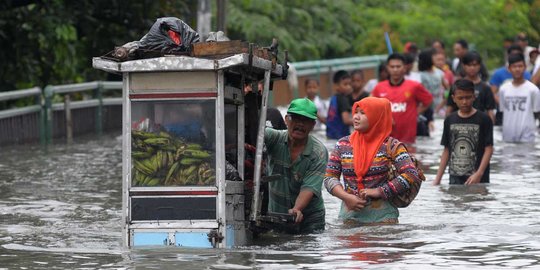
[323,97,423,224]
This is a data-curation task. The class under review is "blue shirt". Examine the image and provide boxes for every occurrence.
[489,67,532,88]
[326,94,350,140]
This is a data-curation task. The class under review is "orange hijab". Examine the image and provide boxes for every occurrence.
[349,97,393,189]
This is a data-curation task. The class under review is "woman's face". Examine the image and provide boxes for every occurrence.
[353,107,369,132]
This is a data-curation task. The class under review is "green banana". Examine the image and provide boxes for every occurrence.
[151,153,162,170]
[158,131,171,139]
[184,164,198,176]
[175,147,186,160]
[134,159,154,175]
[132,151,152,159]
[203,175,216,185]
[165,162,180,183]
[132,140,146,151]
[180,158,202,165]
[144,137,169,146]
[185,174,197,185]
[186,143,203,150]
[142,175,154,185]
[160,145,177,152]
[156,151,164,168]
[184,149,211,159]
[146,178,160,186]
[132,170,140,186]
[167,152,175,165]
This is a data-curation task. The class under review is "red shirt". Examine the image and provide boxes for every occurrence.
[371,79,433,143]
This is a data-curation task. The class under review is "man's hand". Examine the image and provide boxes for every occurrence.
[465,172,482,185]
[288,208,303,223]
[343,193,368,211]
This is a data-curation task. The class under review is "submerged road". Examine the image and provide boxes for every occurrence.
[1,119,540,269]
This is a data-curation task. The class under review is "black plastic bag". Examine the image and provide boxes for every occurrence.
[226,160,242,181]
[139,17,200,54]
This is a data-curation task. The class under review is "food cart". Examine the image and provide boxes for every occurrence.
[93,43,288,248]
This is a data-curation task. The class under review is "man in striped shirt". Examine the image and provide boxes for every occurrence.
[264,98,328,233]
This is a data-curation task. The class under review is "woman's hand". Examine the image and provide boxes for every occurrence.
[361,188,383,199]
[343,193,368,211]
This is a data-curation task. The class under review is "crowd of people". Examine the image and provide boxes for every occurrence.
[262,33,540,233]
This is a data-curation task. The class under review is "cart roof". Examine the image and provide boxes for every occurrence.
[92,54,283,76]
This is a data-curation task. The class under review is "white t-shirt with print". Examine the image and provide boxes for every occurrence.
[499,80,540,142]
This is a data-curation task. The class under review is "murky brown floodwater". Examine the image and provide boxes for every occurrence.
[1,119,540,269]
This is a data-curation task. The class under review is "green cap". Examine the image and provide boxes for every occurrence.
[287,98,318,120]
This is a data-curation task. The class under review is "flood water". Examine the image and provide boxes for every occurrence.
[1,119,540,269]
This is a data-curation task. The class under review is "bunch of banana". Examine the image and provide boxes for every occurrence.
[131,130,216,187]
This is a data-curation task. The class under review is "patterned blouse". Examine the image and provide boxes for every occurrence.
[324,136,422,200]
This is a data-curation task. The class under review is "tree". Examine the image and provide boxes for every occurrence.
[0,0,196,91]
[0,0,538,93]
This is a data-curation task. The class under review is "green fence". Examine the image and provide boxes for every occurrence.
[43,81,122,144]
[0,54,389,145]
[284,54,387,103]
[0,87,44,145]
[0,81,122,146]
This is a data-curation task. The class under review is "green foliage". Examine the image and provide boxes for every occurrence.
[0,0,538,94]
[228,0,538,68]
[227,0,363,61]
[0,0,196,92]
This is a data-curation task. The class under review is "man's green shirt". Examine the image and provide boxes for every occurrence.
[264,128,328,233]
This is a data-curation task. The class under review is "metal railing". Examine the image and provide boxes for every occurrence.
[0,87,43,119]
[0,54,389,145]
[0,81,122,146]
[0,87,44,145]
[292,54,387,76]
[44,81,122,144]
[287,54,387,100]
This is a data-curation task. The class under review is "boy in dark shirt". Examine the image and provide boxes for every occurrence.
[349,70,369,103]
[326,70,353,139]
[446,51,496,123]
[434,79,494,185]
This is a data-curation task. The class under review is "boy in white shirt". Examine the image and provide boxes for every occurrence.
[499,53,540,143]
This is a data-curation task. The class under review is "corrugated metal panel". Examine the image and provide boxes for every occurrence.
[0,112,41,145]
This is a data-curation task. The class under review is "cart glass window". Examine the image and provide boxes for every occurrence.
[224,103,238,170]
[130,100,216,187]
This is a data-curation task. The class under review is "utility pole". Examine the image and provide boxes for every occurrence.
[217,0,227,33]
[197,0,211,40]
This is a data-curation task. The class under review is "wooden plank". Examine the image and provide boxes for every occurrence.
[191,40,249,57]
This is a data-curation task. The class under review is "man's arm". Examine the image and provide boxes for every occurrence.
[289,190,314,223]
[417,104,429,114]
[337,95,353,125]
[416,83,433,114]
[317,114,326,124]
[341,111,353,125]
[531,68,540,86]
[465,145,493,185]
[491,85,500,105]
[487,110,495,123]
[433,147,449,185]
[291,144,328,223]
